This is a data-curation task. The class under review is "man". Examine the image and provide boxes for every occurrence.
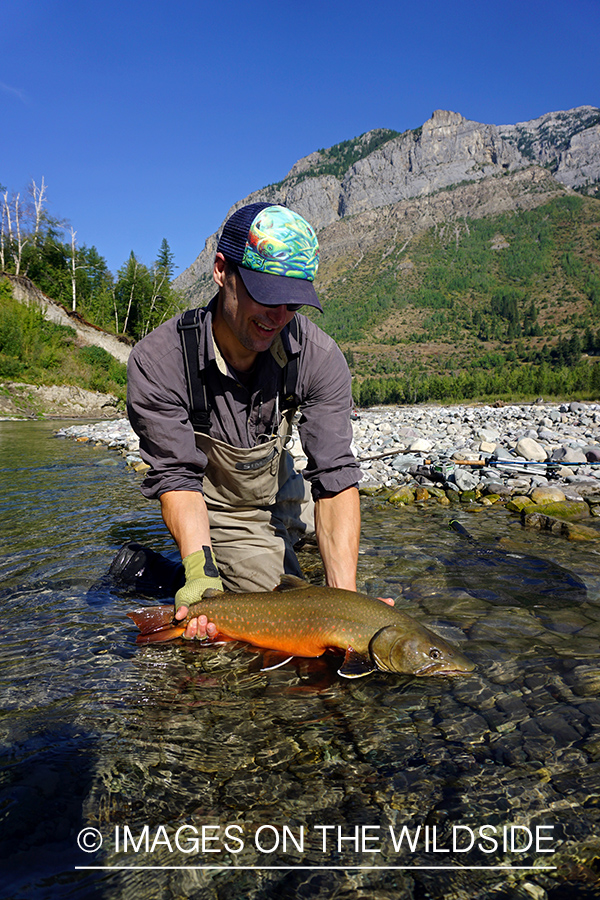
[127,202,361,639]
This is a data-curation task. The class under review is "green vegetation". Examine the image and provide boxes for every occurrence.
[353,360,600,407]
[311,129,401,181]
[267,129,401,191]
[0,280,127,400]
[1,181,182,341]
[2,171,600,409]
[314,193,600,403]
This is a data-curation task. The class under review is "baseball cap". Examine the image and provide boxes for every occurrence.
[216,202,322,311]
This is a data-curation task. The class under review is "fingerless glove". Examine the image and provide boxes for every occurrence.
[174,546,224,612]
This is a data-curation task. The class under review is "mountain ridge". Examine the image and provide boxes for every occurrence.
[174,105,600,304]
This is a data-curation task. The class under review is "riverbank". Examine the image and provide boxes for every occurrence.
[55,400,600,537]
[0,382,121,419]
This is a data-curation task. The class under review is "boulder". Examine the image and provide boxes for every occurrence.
[522,500,590,520]
[529,486,566,505]
[388,485,416,505]
[551,446,588,464]
[515,437,547,461]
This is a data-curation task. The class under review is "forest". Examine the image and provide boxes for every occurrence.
[319,194,600,404]
[0,177,184,398]
[2,178,600,407]
[0,178,181,342]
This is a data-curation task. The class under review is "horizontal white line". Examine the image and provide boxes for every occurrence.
[75,865,557,871]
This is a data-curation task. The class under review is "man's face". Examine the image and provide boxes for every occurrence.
[213,255,297,366]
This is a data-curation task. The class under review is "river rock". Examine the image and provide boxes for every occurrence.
[452,468,480,492]
[551,446,589,464]
[408,438,433,452]
[524,500,590,520]
[529,486,567,505]
[515,437,547,461]
[479,428,500,443]
[522,512,600,541]
[506,495,533,512]
[55,401,600,515]
[388,485,416,505]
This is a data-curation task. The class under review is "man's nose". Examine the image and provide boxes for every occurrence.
[267,305,288,324]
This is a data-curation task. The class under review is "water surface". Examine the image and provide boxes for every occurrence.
[1,420,600,899]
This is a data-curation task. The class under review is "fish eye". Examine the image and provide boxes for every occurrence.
[429,648,442,660]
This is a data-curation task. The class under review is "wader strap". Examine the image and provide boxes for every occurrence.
[177,309,302,435]
[283,316,300,407]
[177,308,212,434]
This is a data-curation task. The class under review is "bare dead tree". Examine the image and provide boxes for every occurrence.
[69,227,85,312]
[112,286,120,334]
[122,257,138,335]
[141,265,168,337]
[30,177,48,243]
[3,192,28,275]
[0,192,7,271]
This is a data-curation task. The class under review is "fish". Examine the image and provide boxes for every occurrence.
[127,575,474,679]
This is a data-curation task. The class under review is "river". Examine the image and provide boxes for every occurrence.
[1,420,600,900]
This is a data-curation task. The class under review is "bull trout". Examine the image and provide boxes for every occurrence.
[128,576,474,679]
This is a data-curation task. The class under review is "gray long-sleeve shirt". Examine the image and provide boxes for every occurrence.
[126,298,361,501]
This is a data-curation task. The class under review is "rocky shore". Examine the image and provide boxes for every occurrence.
[55,400,600,539]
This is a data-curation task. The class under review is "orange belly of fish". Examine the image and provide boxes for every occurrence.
[212,623,330,658]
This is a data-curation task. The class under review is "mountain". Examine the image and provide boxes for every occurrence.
[175,106,600,304]
[173,107,600,402]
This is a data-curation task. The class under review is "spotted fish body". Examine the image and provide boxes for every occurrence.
[127,576,474,679]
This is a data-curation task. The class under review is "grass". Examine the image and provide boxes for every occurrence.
[0,281,127,402]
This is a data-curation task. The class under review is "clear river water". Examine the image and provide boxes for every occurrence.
[1,420,600,900]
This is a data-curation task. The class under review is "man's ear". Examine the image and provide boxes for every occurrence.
[213,252,227,287]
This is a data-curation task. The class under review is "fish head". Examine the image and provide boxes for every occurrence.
[369,625,475,676]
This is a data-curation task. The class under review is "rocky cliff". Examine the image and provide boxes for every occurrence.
[174,106,600,305]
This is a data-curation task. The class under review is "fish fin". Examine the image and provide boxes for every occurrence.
[135,626,186,644]
[449,519,475,542]
[127,606,174,634]
[338,647,376,679]
[274,574,311,592]
[201,588,224,599]
[260,651,296,671]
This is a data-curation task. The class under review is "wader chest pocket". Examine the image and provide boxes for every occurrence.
[235,448,277,471]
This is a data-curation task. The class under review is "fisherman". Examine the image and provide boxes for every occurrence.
[126,203,361,640]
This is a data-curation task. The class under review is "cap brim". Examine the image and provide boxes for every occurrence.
[237,266,323,312]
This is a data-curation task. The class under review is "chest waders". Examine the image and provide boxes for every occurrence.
[178,309,314,592]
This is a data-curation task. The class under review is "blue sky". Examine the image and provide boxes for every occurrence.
[2,0,599,277]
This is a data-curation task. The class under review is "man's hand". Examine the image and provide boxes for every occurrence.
[174,546,223,640]
[174,607,218,640]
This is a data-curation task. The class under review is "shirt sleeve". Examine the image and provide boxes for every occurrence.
[295,322,361,500]
[126,320,207,499]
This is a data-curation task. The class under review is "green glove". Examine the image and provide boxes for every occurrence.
[175,546,224,612]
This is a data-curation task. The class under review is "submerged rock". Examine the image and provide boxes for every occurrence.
[522,499,590,520]
[522,512,600,541]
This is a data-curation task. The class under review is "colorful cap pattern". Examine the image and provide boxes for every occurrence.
[242,206,319,280]
[216,203,322,310]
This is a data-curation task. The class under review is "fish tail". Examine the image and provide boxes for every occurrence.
[127,606,177,637]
